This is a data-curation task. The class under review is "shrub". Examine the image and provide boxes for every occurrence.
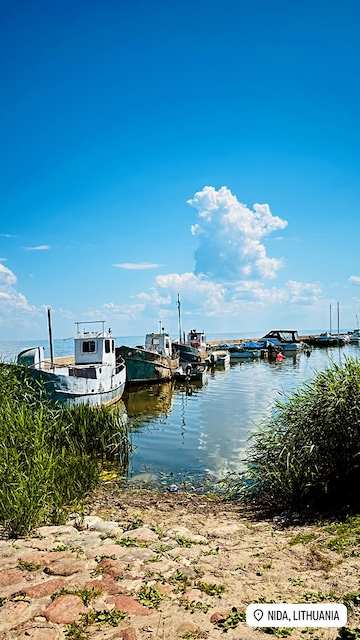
[226,358,360,512]
[0,364,130,537]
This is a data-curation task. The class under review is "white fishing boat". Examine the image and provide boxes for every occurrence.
[17,315,126,407]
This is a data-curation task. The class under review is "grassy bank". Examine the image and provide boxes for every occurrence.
[226,357,360,514]
[0,364,130,537]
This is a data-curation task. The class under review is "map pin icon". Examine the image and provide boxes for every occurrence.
[254,609,264,622]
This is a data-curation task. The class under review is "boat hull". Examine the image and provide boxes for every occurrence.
[28,367,126,407]
[229,349,260,360]
[117,346,179,384]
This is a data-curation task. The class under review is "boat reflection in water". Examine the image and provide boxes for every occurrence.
[123,381,174,422]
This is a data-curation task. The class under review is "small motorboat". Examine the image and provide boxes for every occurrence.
[174,361,208,384]
[207,349,230,368]
[227,345,261,360]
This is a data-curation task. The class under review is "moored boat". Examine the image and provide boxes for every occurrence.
[174,361,208,384]
[260,330,303,352]
[227,345,261,360]
[187,329,207,352]
[117,332,179,385]
[17,319,126,407]
[173,341,201,364]
[208,349,230,367]
[305,332,346,347]
[350,329,360,345]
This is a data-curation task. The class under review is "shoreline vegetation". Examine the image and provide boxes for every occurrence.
[0,364,130,538]
[224,357,360,515]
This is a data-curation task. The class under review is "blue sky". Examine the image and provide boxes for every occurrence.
[1,0,360,339]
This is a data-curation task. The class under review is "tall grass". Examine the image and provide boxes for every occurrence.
[0,364,130,537]
[226,358,360,513]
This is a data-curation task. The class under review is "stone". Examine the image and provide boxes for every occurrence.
[167,526,207,545]
[210,610,228,624]
[97,558,126,578]
[82,516,123,537]
[24,578,67,598]
[121,527,158,543]
[86,544,127,559]
[207,523,246,538]
[4,623,61,640]
[85,576,124,595]
[43,594,86,624]
[105,595,151,617]
[0,568,26,587]
[177,621,201,636]
[0,601,41,633]
[44,558,87,576]
[112,628,137,640]
[116,548,155,563]
[35,525,78,538]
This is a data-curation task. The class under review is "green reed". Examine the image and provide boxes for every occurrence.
[0,364,130,537]
[225,358,360,513]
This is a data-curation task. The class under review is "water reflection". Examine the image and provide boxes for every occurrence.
[126,345,360,484]
[124,382,174,422]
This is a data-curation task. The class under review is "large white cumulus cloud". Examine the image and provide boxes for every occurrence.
[188,186,288,280]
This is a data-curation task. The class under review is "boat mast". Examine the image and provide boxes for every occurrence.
[337,301,340,337]
[329,303,332,334]
[47,307,54,369]
[177,293,182,344]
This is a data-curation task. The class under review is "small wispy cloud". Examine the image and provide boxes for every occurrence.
[349,275,360,285]
[0,233,16,238]
[0,258,7,262]
[24,245,51,252]
[113,262,160,270]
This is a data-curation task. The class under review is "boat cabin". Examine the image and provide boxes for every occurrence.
[187,329,207,351]
[145,332,172,357]
[74,322,115,366]
[263,330,299,344]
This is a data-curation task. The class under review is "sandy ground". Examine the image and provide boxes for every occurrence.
[0,486,359,640]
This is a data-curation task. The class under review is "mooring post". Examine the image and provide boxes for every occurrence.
[47,307,54,369]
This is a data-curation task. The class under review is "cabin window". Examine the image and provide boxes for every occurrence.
[82,340,96,353]
[112,340,115,352]
[165,339,170,348]
[105,339,111,353]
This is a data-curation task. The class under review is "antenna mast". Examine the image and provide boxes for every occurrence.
[177,293,182,343]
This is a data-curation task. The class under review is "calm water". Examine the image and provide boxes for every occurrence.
[2,336,358,486]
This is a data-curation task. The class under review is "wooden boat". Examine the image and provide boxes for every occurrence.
[17,319,126,407]
[117,332,179,385]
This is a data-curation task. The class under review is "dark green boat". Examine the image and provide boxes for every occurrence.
[116,332,179,385]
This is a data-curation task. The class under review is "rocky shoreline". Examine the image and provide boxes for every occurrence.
[0,487,359,639]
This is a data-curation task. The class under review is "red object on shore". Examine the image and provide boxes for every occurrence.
[276,353,285,362]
